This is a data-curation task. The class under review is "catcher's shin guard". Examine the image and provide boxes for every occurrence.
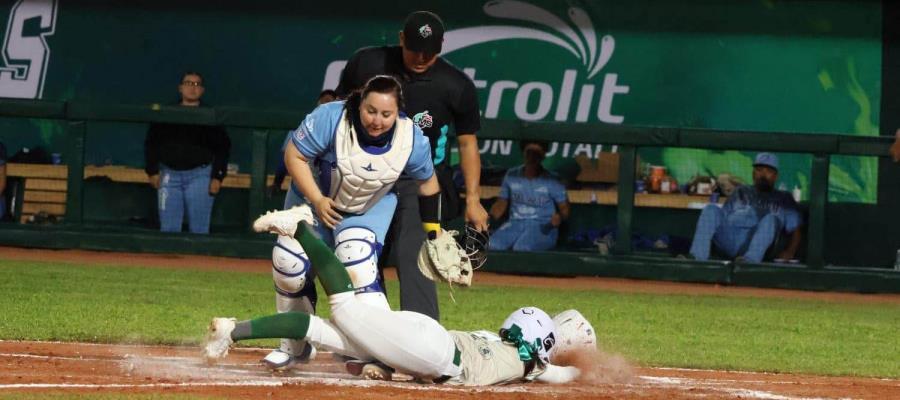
[334,227,389,309]
[268,235,317,367]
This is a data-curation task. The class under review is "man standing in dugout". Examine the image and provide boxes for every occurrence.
[335,11,489,321]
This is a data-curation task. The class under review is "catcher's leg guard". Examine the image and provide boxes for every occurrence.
[334,226,389,309]
[267,235,317,368]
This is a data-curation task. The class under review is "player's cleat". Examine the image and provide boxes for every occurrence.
[345,360,394,381]
[262,343,317,371]
[203,317,236,364]
[253,205,317,236]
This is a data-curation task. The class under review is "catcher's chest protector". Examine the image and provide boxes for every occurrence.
[330,112,414,214]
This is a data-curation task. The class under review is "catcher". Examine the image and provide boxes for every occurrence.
[259,74,480,372]
[205,208,596,385]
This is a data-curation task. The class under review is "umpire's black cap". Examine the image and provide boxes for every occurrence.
[403,11,444,54]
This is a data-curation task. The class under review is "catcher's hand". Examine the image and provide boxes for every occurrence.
[417,229,474,287]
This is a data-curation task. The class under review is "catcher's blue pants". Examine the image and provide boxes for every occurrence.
[489,219,558,252]
[689,204,782,262]
[284,187,396,250]
[157,165,215,234]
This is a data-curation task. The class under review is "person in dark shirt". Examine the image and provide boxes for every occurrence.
[335,11,488,323]
[144,72,231,234]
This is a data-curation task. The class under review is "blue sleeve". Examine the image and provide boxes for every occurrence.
[403,124,435,180]
[280,131,291,152]
[291,102,342,160]
[550,179,567,204]
[499,172,512,199]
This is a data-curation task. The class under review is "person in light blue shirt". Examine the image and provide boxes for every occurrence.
[262,75,440,370]
[689,153,803,262]
[489,141,570,252]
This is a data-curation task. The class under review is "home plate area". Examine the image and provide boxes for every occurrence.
[0,341,896,399]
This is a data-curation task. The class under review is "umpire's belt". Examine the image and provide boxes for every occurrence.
[432,345,462,384]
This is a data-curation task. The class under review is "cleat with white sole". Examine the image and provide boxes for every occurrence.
[262,343,317,371]
[253,205,317,236]
[203,317,236,364]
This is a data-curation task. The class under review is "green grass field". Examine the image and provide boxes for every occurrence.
[2,259,898,378]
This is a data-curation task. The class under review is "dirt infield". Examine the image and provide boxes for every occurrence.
[1,341,898,399]
[2,247,900,399]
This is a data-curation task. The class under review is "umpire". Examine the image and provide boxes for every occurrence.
[335,10,488,321]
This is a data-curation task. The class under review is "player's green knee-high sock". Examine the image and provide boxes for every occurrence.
[230,312,311,341]
[294,223,354,296]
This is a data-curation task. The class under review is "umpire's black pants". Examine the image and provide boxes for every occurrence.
[379,179,440,321]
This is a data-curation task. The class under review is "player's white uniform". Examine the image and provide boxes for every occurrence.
[447,330,546,386]
[301,295,555,385]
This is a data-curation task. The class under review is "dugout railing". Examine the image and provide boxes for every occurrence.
[0,98,897,293]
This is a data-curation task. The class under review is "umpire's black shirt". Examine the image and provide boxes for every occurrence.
[335,46,481,166]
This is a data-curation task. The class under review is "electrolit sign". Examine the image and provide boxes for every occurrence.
[322,0,629,124]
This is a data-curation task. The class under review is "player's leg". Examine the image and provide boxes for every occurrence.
[689,204,724,260]
[332,192,397,310]
[263,188,319,369]
[230,216,459,379]
[300,222,459,379]
[157,167,184,232]
[741,213,782,262]
[488,220,519,251]
[511,220,557,252]
[382,180,439,320]
[184,165,214,234]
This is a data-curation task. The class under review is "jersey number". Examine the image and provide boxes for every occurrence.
[0,0,57,99]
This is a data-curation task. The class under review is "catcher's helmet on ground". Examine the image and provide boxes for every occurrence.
[551,309,597,362]
[499,306,557,364]
[459,224,489,269]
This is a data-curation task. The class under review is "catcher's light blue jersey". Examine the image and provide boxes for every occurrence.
[290,101,434,182]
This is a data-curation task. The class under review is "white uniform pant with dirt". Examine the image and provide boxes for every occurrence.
[327,291,461,379]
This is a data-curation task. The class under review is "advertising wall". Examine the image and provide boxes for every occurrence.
[0,0,882,202]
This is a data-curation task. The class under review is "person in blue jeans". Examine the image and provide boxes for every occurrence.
[689,153,803,262]
[144,72,231,234]
[489,141,570,252]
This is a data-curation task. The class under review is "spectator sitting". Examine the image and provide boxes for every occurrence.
[688,152,803,263]
[144,71,231,234]
[489,140,570,252]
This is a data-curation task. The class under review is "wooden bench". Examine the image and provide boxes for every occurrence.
[6,163,725,224]
[6,163,291,223]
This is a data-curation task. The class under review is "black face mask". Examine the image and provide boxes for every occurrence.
[349,103,394,147]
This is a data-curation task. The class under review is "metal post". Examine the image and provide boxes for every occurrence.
[806,153,830,269]
[65,121,86,225]
[614,145,637,254]
[247,129,269,229]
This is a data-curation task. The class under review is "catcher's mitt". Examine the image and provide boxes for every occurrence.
[417,229,473,287]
